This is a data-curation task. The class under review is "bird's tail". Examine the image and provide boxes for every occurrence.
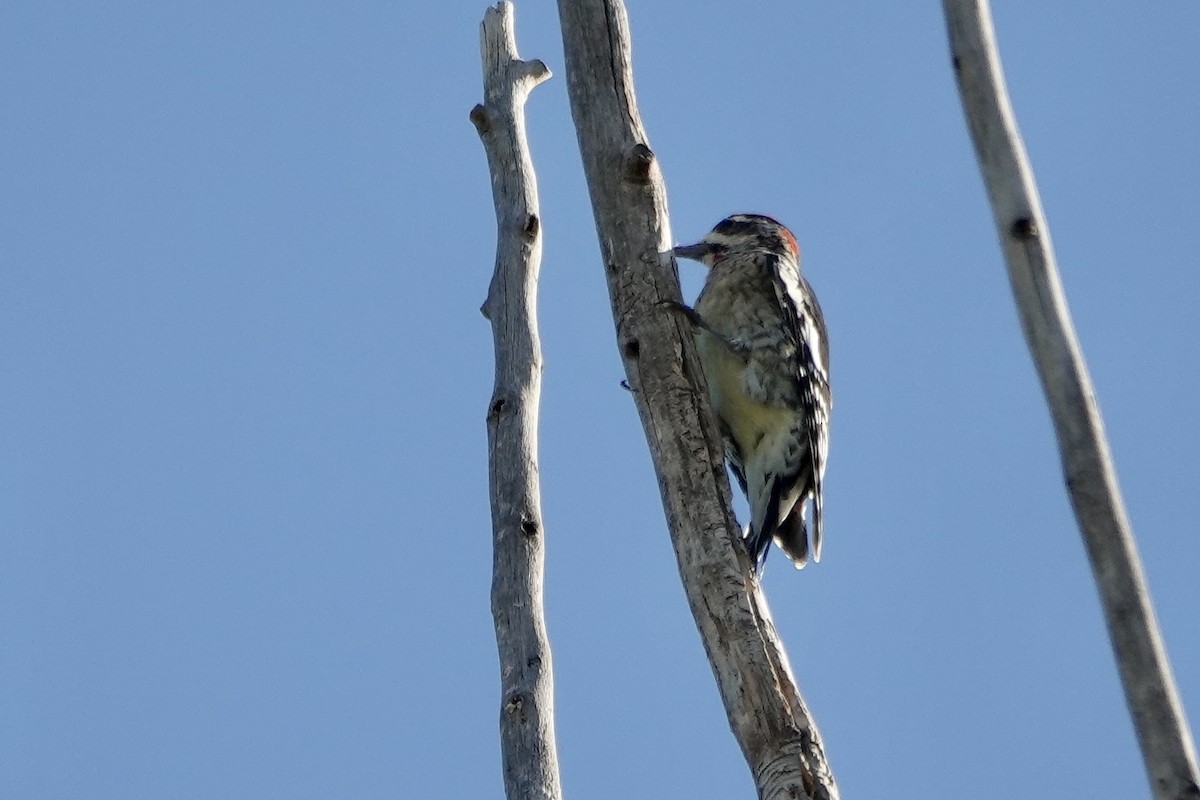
[774,505,810,569]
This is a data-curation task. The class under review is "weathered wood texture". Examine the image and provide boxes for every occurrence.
[942,3,1200,799]
[555,1,837,797]
[471,4,561,799]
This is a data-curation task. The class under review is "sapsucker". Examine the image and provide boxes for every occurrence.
[672,214,831,571]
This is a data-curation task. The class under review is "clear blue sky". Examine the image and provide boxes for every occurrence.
[4,2,1198,798]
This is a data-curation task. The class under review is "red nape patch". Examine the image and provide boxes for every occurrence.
[778,225,800,259]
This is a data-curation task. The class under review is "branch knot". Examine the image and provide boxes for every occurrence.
[469,104,491,135]
[624,143,656,185]
[1010,215,1038,241]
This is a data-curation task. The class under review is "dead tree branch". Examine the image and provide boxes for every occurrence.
[555,1,837,797]
[942,3,1200,798]
[471,4,560,799]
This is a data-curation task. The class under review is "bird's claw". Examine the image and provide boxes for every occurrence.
[658,298,705,328]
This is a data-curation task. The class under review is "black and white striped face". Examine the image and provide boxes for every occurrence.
[673,213,800,267]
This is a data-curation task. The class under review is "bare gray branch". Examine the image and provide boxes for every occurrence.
[555,1,837,797]
[942,3,1200,798]
[472,4,560,799]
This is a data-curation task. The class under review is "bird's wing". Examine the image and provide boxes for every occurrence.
[768,258,832,561]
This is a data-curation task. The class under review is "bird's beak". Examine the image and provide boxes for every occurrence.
[672,242,713,262]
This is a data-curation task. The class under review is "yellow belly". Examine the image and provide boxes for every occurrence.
[697,330,790,458]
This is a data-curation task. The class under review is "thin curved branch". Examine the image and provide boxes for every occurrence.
[471,4,560,799]
[942,3,1200,799]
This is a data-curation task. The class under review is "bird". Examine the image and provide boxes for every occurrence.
[671,213,831,572]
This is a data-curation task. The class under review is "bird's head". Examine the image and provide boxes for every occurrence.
[673,213,800,267]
